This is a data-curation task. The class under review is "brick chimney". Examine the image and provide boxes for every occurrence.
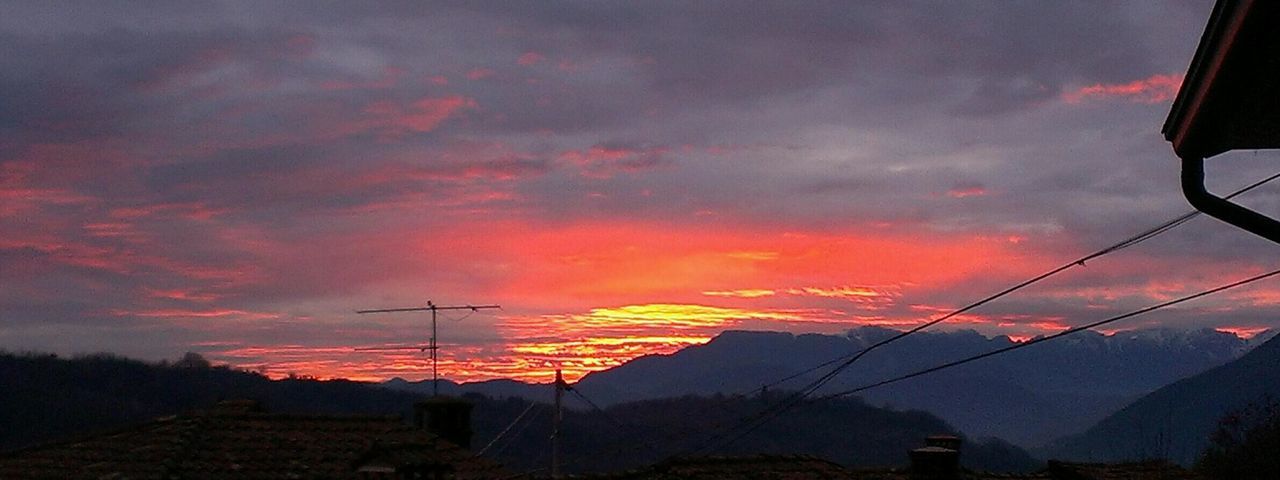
[910,435,961,480]
[414,397,473,449]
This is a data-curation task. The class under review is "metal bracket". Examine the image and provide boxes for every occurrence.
[1182,156,1280,244]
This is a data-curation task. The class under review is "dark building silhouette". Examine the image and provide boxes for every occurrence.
[0,399,508,479]
[577,436,1202,480]
[1164,0,1280,243]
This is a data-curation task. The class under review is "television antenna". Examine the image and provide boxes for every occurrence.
[355,300,500,396]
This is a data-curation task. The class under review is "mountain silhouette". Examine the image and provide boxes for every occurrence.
[388,326,1266,446]
[0,350,1038,473]
[1047,332,1280,465]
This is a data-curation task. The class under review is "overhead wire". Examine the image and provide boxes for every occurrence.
[568,387,664,457]
[702,266,1280,455]
[817,265,1280,399]
[477,401,540,457]
[684,170,1280,455]
[745,169,1280,398]
[492,171,1280,468]
[485,403,546,459]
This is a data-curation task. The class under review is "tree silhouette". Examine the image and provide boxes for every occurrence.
[1198,396,1280,479]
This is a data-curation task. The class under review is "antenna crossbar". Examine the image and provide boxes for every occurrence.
[355,300,500,396]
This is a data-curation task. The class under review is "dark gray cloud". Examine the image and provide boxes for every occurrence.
[9,0,1272,378]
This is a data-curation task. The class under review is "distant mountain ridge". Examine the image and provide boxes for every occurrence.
[1046,331,1280,465]
[386,326,1269,447]
[0,351,1039,473]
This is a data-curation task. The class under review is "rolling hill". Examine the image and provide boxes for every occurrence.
[388,326,1264,446]
[1047,332,1280,465]
[0,350,1037,473]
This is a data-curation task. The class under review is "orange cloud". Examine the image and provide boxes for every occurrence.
[425,220,1040,311]
[1063,73,1182,104]
[485,303,899,381]
[785,285,896,300]
[201,219,1053,382]
[702,289,778,298]
[703,285,899,307]
[110,308,280,320]
[1215,326,1270,339]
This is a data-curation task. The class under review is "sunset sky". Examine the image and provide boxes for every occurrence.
[3,1,1280,383]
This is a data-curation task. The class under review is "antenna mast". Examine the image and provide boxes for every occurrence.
[356,300,500,396]
[552,368,565,479]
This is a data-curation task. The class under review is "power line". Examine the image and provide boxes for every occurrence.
[685,171,1280,455]
[486,404,546,459]
[477,401,540,457]
[816,265,1280,400]
[707,266,1280,453]
[568,387,663,457]
[537,255,1280,469]
[745,169,1280,399]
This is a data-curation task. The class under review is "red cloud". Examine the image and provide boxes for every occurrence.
[108,202,230,221]
[1063,73,1183,104]
[354,157,548,186]
[145,288,222,303]
[320,66,404,91]
[947,185,987,198]
[466,68,495,80]
[0,238,130,274]
[517,52,545,66]
[374,96,476,132]
[558,145,668,178]
[346,95,476,138]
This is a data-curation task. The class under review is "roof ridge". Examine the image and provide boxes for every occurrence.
[0,414,181,458]
[162,410,209,476]
[198,410,404,422]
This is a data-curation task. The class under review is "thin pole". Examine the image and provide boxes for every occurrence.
[552,368,564,479]
[430,301,438,397]
[354,301,500,398]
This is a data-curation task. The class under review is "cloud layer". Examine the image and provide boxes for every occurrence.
[5,1,1280,382]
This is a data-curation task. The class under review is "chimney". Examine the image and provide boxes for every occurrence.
[910,435,961,480]
[925,435,962,451]
[414,397,474,449]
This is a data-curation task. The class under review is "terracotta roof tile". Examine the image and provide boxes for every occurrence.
[1043,460,1205,480]
[579,454,861,480]
[0,401,510,480]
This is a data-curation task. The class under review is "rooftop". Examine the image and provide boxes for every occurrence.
[574,455,1200,480]
[1164,0,1280,159]
[0,400,510,480]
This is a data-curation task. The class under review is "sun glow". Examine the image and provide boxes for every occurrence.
[194,219,1067,382]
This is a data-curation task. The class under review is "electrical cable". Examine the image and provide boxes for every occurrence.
[742,169,1280,399]
[568,387,664,456]
[684,171,1280,455]
[818,266,1280,399]
[477,401,539,456]
[487,404,546,459]
[708,266,1280,453]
